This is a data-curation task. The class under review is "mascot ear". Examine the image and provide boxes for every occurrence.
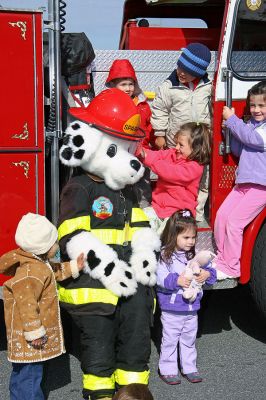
[60,121,101,167]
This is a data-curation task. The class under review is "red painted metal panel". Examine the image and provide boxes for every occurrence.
[0,12,43,148]
[239,208,266,284]
[127,27,220,50]
[0,152,45,285]
[209,100,246,227]
[0,153,43,250]
[0,10,45,285]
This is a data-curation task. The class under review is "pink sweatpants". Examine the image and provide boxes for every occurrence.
[214,183,266,277]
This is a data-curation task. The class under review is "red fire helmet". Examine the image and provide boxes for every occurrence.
[105,59,137,84]
[69,88,145,141]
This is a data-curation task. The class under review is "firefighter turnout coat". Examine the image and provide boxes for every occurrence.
[57,172,154,399]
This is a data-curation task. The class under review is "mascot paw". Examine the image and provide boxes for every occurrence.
[131,228,161,253]
[86,251,137,297]
[87,250,101,269]
[101,259,138,298]
[130,251,157,287]
[66,232,137,297]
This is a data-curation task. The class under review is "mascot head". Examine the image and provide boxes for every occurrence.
[60,88,146,190]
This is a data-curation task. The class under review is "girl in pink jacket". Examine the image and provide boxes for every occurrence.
[139,122,211,232]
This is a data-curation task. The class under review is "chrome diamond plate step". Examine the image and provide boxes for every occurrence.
[204,279,238,290]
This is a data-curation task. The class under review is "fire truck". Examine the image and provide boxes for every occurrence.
[0,0,266,316]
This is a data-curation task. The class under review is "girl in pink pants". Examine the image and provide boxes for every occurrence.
[214,81,266,280]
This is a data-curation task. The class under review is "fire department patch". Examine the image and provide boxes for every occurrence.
[246,0,261,11]
[92,196,113,219]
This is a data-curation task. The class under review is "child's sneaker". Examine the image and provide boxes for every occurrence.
[159,373,181,385]
[182,372,203,383]
[216,269,235,280]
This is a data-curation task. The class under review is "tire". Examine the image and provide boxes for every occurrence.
[250,221,266,320]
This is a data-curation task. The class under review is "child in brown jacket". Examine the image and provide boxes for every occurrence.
[0,213,84,400]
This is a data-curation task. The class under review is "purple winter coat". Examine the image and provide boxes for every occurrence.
[225,115,266,186]
[156,251,217,313]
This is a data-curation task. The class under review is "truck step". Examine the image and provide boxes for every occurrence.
[204,278,238,290]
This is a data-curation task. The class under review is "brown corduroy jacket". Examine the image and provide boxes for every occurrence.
[0,248,78,363]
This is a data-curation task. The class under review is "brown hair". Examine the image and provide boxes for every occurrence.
[247,80,266,107]
[112,384,154,400]
[160,209,197,264]
[174,122,211,165]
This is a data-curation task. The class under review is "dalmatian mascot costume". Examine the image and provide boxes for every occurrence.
[57,88,160,400]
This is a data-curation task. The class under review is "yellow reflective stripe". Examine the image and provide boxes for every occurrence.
[57,286,118,306]
[114,369,150,385]
[58,217,144,244]
[131,208,149,223]
[153,298,157,315]
[83,373,115,390]
[91,225,141,245]
[58,216,91,241]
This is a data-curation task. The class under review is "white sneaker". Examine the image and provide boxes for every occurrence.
[216,269,235,281]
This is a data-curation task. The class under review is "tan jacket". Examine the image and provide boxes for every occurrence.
[0,249,78,363]
[151,70,212,148]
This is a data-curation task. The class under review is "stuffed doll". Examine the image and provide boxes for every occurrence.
[183,250,215,302]
[57,88,161,400]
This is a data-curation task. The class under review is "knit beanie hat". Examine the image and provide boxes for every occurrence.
[177,43,211,78]
[15,213,58,255]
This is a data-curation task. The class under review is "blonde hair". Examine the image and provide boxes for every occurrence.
[174,122,211,165]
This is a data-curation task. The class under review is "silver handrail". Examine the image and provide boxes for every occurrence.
[224,69,233,154]
[47,0,62,225]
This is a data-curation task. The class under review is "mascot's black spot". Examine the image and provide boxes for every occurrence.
[74,149,85,159]
[105,262,115,277]
[72,123,81,130]
[155,251,160,261]
[107,144,117,158]
[73,135,84,147]
[130,159,141,172]
[61,147,73,160]
[146,272,151,277]
[62,135,70,145]
[143,260,149,268]
[125,271,132,279]
[87,250,101,269]
[120,282,127,287]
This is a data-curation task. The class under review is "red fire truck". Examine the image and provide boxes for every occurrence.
[0,0,266,317]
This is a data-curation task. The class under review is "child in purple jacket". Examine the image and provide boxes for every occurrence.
[156,210,216,385]
[214,80,266,280]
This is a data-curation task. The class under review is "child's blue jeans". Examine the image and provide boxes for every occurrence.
[9,362,44,400]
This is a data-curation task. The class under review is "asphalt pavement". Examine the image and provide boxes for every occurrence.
[1,285,266,400]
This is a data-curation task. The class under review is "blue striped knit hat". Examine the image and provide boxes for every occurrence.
[177,43,211,78]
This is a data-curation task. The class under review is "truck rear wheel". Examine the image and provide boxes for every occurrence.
[250,221,266,319]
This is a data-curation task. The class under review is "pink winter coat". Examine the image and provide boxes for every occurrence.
[143,148,203,218]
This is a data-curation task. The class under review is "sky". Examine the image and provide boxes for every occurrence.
[0,0,125,49]
[1,0,206,49]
